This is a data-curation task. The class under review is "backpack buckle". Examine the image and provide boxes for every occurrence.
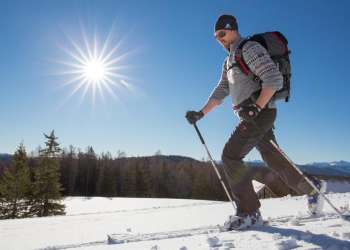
[250,74,262,84]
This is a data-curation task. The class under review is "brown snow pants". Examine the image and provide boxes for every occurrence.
[221,108,314,215]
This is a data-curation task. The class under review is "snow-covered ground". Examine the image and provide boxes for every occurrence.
[1,193,350,250]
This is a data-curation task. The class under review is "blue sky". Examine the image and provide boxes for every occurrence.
[0,0,349,164]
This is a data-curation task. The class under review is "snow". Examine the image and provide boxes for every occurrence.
[252,180,265,192]
[0,194,350,250]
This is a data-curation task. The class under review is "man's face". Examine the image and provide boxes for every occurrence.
[214,29,237,49]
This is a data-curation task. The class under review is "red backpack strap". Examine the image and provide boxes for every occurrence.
[234,39,250,75]
[234,39,262,83]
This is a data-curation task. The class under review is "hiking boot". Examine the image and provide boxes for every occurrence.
[223,210,263,230]
[307,176,327,216]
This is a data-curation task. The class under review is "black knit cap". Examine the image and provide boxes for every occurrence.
[214,14,238,32]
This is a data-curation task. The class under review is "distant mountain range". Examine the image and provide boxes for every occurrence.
[1,153,349,177]
[0,153,12,162]
[300,161,350,177]
[245,160,350,177]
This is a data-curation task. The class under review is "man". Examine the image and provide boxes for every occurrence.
[186,14,323,230]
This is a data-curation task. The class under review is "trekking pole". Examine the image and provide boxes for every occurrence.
[251,121,350,222]
[268,139,350,222]
[192,123,236,212]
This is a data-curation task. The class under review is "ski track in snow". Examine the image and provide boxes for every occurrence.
[36,213,350,250]
[36,240,106,250]
[1,194,350,250]
[34,202,223,250]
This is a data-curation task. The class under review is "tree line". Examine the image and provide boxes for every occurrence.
[56,148,227,200]
[0,131,228,220]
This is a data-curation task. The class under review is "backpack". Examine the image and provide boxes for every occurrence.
[234,31,291,102]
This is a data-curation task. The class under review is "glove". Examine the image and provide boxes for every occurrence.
[185,110,204,124]
[237,103,262,122]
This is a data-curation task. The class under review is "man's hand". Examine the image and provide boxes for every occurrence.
[185,110,204,124]
[237,104,261,122]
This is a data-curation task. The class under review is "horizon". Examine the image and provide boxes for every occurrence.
[0,149,349,166]
[1,1,350,164]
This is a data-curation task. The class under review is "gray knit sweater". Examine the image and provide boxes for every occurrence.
[209,35,283,108]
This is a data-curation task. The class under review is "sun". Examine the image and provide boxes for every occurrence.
[54,25,134,106]
[83,59,107,83]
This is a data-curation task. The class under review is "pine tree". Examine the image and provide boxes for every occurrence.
[31,130,65,217]
[175,162,192,198]
[40,130,61,156]
[59,145,78,196]
[192,167,210,200]
[0,143,31,219]
[67,146,78,195]
[157,163,174,198]
[135,160,152,197]
[85,146,98,196]
[121,161,136,197]
[97,152,117,197]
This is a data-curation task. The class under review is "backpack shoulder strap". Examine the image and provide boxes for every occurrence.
[234,39,250,75]
[234,39,261,83]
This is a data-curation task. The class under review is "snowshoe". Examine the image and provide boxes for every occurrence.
[307,176,327,216]
[223,210,264,231]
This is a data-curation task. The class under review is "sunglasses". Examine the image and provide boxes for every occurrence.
[215,30,227,39]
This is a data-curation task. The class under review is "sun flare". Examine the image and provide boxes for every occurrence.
[54,25,134,106]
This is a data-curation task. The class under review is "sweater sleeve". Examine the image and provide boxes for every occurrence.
[208,59,230,104]
[242,41,283,90]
